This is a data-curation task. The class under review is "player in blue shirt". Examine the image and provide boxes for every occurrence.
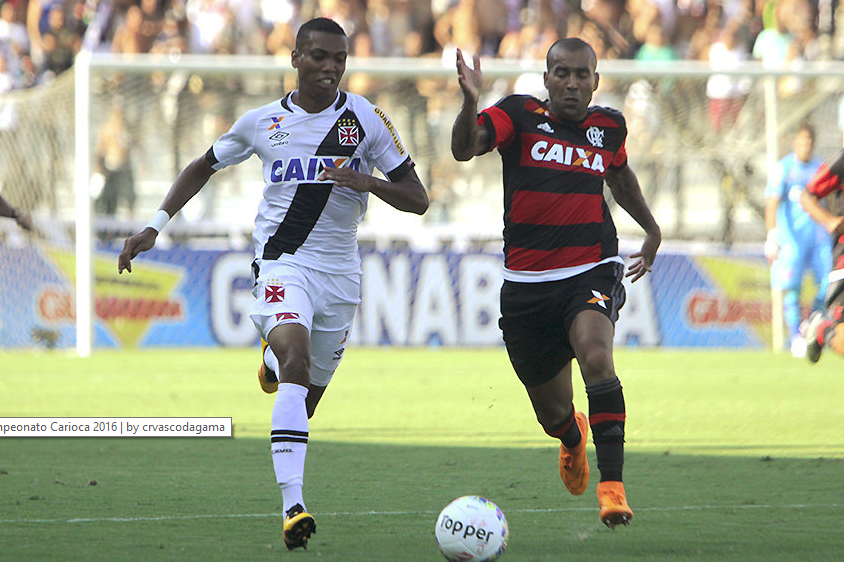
[764,123,831,356]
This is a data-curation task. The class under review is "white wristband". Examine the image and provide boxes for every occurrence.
[766,228,777,246]
[146,210,170,233]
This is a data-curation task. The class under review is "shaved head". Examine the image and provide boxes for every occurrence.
[546,38,597,73]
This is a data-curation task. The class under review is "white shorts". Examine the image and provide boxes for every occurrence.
[250,260,360,386]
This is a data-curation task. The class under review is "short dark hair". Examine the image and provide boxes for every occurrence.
[295,17,346,50]
[546,38,597,71]
[797,121,815,142]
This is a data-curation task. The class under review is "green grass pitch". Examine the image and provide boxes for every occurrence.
[1,347,843,561]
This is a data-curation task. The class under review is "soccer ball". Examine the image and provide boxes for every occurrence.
[435,496,509,562]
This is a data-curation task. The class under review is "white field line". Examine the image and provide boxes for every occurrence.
[1,503,839,525]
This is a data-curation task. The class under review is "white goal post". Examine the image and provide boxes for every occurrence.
[69,53,844,356]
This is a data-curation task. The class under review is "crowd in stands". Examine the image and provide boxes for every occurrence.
[0,0,833,94]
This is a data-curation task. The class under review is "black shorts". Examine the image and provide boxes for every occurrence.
[499,262,626,387]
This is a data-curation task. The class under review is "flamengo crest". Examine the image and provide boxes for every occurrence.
[586,126,604,148]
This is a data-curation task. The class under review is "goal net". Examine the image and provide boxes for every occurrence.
[2,54,842,353]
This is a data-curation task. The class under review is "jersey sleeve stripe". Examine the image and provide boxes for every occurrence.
[386,157,414,182]
[611,140,628,168]
[807,162,840,198]
[480,106,515,150]
[205,147,219,167]
[510,191,603,225]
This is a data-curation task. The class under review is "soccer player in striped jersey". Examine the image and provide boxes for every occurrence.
[799,148,844,363]
[451,38,661,529]
[118,17,428,550]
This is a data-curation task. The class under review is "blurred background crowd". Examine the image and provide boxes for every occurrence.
[0,0,839,94]
[2,0,842,245]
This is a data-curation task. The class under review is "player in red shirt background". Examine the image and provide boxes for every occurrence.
[799,148,844,362]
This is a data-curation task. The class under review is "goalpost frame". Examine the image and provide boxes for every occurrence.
[74,50,93,357]
[72,53,844,356]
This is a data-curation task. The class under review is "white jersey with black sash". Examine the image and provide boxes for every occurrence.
[208,90,413,275]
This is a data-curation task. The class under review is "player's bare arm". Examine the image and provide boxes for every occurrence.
[451,49,489,161]
[763,194,781,263]
[117,156,217,274]
[800,190,844,237]
[605,164,661,282]
[319,165,428,215]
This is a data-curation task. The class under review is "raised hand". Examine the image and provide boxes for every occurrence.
[456,49,483,105]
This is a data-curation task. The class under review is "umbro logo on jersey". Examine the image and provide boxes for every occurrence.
[537,122,554,134]
[586,126,604,148]
[269,130,290,147]
[270,156,362,183]
[587,290,610,309]
[530,140,605,173]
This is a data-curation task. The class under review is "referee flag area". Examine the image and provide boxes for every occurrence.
[1,347,843,561]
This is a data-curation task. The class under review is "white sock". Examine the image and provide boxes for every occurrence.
[271,382,309,514]
[264,344,280,374]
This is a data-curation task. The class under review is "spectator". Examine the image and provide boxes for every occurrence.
[0,48,14,93]
[112,4,146,54]
[65,0,88,38]
[706,19,752,133]
[685,3,724,61]
[752,0,798,96]
[26,0,64,62]
[635,18,679,61]
[434,0,484,56]
[17,52,40,88]
[94,101,136,218]
[674,0,708,56]
[150,10,187,56]
[137,0,164,54]
[314,0,368,49]
[212,5,240,55]
[266,19,295,58]
[0,2,29,60]
[366,0,401,56]
[40,4,80,76]
[186,0,227,54]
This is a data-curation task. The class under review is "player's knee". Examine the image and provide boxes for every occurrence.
[577,348,615,384]
[278,350,311,386]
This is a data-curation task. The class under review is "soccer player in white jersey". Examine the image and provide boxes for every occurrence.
[118,17,428,550]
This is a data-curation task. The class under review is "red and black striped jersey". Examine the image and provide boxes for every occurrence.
[807,148,844,270]
[808,148,844,203]
[479,95,627,282]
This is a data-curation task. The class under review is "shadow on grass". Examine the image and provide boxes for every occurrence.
[1,438,842,562]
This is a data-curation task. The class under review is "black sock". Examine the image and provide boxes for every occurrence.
[586,377,626,482]
[544,407,581,449]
